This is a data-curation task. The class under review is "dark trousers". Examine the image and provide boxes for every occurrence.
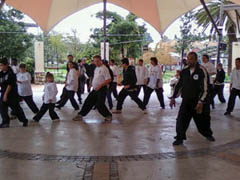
[33,103,59,121]
[77,80,85,103]
[86,77,93,93]
[176,99,213,140]
[0,98,28,125]
[57,87,67,104]
[58,90,79,110]
[79,87,112,118]
[209,84,215,108]
[143,87,165,108]
[136,85,146,97]
[116,88,146,110]
[21,95,39,113]
[110,82,118,99]
[226,88,240,113]
[213,85,226,103]
[107,87,113,110]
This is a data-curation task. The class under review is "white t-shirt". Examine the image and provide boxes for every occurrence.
[43,82,58,104]
[110,65,119,83]
[11,65,19,74]
[202,62,216,84]
[231,68,240,90]
[66,69,79,92]
[135,65,148,85]
[16,72,32,96]
[92,65,111,90]
[147,65,163,89]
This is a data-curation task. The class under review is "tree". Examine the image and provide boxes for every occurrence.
[174,11,207,59]
[91,11,152,63]
[0,8,33,59]
[193,0,237,74]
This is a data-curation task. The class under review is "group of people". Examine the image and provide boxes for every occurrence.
[0,51,239,146]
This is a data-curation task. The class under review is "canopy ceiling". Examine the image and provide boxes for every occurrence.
[5,0,240,34]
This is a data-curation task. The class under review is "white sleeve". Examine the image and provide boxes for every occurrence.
[158,66,163,79]
[104,67,111,80]
[144,67,148,79]
[210,64,216,74]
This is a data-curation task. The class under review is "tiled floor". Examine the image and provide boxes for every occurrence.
[0,84,240,180]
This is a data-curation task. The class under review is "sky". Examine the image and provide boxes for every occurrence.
[24,2,182,48]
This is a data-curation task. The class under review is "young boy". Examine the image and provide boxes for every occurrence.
[33,72,59,122]
[17,64,39,114]
[0,58,28,128]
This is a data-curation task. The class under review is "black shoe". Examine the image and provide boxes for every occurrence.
[173,140,183,146]
[224,111,231,115]
[0,123,10,128]
[23,120,28,127]
[206,136,215,142]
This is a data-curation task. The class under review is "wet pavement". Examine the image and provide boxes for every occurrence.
[0,83,240,180]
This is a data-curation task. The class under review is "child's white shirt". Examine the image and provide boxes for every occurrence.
[17,72,32,96]
[43,82,58,104]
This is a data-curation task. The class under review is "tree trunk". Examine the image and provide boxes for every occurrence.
[227,25,237,76]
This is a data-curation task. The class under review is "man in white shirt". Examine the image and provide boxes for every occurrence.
[202,54,216,109]
[224,58,240,115]
[73,55,112,122]
[135,59,148,97]
[143,57,165,109]
[109,59,119,100]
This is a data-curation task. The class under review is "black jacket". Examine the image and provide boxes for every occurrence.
[214,69,225,84]
[173,63,209,103]
[121,66,137,89]
[0,68,19,100]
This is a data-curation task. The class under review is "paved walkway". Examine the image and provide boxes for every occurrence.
[0,83,240,180]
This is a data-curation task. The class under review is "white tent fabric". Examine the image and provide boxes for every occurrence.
[5,0,240,34]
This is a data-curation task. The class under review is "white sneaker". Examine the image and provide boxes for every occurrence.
[72,114,83,121]
[112,110,122,114]
[143,109,148,114]
[105,116,112,122]
[52,119,60,122]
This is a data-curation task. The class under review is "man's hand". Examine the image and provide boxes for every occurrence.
[170,98,176,109]
[17,81,22,84]
[95,85,101,91]
[49,99,52,103]
[124,85,130,89]
[195,103,203,114]
[3,95,7,102]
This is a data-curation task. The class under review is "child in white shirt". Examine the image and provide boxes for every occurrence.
[33,72,59,122]
[56,61,79,110]
[17,64,39,114]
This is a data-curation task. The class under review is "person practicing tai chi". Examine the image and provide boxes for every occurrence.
[143,57,165,109]
[56,61,79,110]
[0,58,28,128]
[224,58,240,115]
[33,73,59,122]
[73,55,112,122]
[135,59,148,97]
[17,64,39,114]
[170,52,215,146]
[113,58,147,114]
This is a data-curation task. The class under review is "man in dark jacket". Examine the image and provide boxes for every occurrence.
[0,58,28,128]
[213,63,226,103]
[170,52,215,146]
[113,58,146,114]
